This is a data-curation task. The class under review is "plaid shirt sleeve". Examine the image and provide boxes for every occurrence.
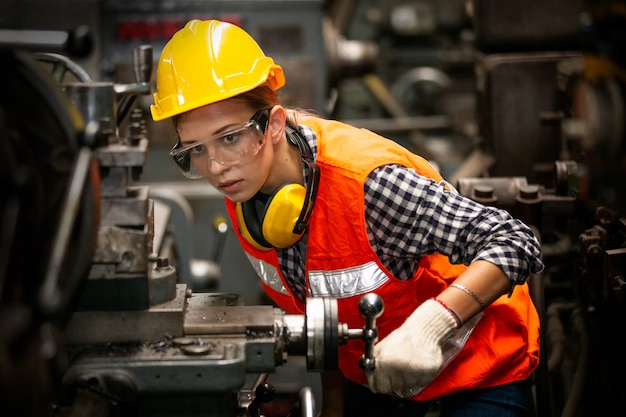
[364,164,544,287]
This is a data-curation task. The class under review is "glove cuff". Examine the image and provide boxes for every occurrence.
[404,299,457,345]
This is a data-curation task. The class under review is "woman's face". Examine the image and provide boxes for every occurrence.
[177,100,275,203]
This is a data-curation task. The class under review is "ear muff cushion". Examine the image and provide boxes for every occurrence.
[236,199,273,250]
[262,183,306,248]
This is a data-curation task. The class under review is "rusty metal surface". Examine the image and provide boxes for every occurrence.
[64,284,188,344]
[184,294,279,336]
[476,52,582,181]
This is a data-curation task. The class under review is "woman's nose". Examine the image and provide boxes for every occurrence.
[206,157,229,175]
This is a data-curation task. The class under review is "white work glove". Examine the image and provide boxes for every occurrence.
[366,299,457,395]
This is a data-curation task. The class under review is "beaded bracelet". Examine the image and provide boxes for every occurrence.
[431,298,464,329]
[449,283,487,309]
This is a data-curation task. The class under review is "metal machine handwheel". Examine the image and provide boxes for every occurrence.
[306,297,340,371]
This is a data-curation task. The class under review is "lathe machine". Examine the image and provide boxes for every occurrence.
[0,32,385,417]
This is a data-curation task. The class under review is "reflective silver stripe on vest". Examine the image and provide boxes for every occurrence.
[244,253,290,295]
[308,261,389,297]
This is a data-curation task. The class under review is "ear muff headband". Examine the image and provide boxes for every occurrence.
[286,126,320,235]
[236,125,319,250]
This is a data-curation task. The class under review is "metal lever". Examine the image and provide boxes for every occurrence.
[358,293,384,371]
[247,382,276,417]
[287,293,384,372]
[116,45,153,123]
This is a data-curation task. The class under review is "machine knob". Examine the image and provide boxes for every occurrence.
[287,294,384,372]
[248,383,276,417]
[358,293,384,371]
[254,382,276,403]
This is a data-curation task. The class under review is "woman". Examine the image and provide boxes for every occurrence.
[151,19,544,417]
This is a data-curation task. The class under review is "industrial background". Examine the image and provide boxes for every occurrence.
[1,0,625,416]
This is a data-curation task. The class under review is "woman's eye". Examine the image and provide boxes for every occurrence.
[222,131,241,144]
[189,144,205,154]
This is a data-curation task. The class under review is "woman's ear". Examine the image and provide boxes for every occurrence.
[268,105,287,145]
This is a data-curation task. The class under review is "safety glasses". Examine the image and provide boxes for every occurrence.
[170,109,270,179]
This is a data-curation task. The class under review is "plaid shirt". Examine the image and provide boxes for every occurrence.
[276,125,544,301]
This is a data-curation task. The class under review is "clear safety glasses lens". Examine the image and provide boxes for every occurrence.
[170,109,270,179]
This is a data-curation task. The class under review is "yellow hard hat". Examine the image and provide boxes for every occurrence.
[151,19,285,121]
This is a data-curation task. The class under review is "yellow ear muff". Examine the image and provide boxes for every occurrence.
[236,124,319,251]
[235,202,272,251]
[235,183,307,250]
[262,183,307,248]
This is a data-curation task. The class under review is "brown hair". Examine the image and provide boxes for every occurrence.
[172,83,319,133]
[172,84,279,132]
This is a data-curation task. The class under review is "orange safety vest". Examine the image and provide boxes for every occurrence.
[225,117,540,401]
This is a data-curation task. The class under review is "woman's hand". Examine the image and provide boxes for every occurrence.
[366,299,457,394]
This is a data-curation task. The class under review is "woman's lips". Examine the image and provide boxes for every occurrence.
[219,179,242,194]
